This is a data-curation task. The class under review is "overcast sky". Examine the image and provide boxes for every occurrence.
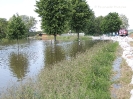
[0,0,132,30]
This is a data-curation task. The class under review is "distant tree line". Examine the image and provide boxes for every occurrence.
[0,14,37,39]
[35,0,129,41]
[0,0,129,40]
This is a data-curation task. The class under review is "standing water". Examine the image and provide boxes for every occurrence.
[0,39,99,93]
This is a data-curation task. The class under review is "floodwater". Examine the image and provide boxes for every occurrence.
[111,57,122,98]
[0,39,98,92]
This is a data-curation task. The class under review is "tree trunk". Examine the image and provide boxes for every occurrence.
[77,32,79,41]
[54,34,56,41]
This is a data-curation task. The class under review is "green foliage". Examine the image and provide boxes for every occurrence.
[56,35,91,41]
[95,16,104,35]
[70,0,92,39]
[35,0,71,41]
[101,12,122,34]
[84,11,96,35]
[84,42,118,98]
[0,18,8,39]
[7,14,27,39]
[20,15,37,32]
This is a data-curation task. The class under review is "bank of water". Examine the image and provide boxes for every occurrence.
[0,39,99,93]
[0,41,118,99]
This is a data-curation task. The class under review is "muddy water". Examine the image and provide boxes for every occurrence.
[0,39,99,92]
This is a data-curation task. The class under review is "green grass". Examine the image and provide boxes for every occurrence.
[1,41,118,99]
[56,35,92,41]
[0,38,29,46]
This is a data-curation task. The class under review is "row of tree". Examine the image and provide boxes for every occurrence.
[0,0,129,40]
[35,0,129,41]
[0,14,37,39]
[85,13,129,36]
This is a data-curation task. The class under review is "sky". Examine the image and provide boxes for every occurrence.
[0,0,133,31]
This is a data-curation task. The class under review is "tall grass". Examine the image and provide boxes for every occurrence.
[0,41,118,99]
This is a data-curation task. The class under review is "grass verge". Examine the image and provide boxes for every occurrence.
[110,41,133,99]
[37,34,92,41]
[1,41,118,99]
[116,59,133,99]
[56,35,92,41]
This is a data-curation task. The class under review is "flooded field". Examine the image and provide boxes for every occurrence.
[0,39,98,92]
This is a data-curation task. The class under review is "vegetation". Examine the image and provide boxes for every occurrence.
[7,14,27,39]
[0,15,37,40]
[0,1,129,40]
[0,18,8,39]
[56,35,91,41]
[101,12,122,34]
[1,41,118,99]
[113,59,133,99]
[70,0,92,40]
[35,0,71,41]
[84,12,96,35]
[110,44,133,99]
[95,16,104,35]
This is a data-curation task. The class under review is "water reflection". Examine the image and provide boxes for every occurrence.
[0,39,100,92]
[44,42,65,67]
[68,40,97,58]
[9,52,29,81]
[44,40,98,68]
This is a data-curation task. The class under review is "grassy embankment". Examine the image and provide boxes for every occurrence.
[1,41,118,99]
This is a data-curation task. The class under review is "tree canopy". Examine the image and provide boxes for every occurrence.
[101,12,122,34]
[35,0,70,41]
[84,11,96,35]
[7,14,27,39]
[0,18,8,39]
[95,16,104,35]
[70,0,93,40]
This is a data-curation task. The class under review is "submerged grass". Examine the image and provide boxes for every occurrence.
[1,41,118,99]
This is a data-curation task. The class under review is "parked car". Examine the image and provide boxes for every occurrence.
[119,29,128,36]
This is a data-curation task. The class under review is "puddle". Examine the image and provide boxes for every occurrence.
[111,57,122,98]
[112,57,122,81]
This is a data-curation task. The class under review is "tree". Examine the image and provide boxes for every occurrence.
[0,18,8,39]
[100,17,108,34]
[70,0,92,40]
[95,16,104,35]
[35,0,70,41]
[119,14,129,29]
[7,14,26,39]
[84,11,96,35]
[20,15,37,32]
[101,12,122,34]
